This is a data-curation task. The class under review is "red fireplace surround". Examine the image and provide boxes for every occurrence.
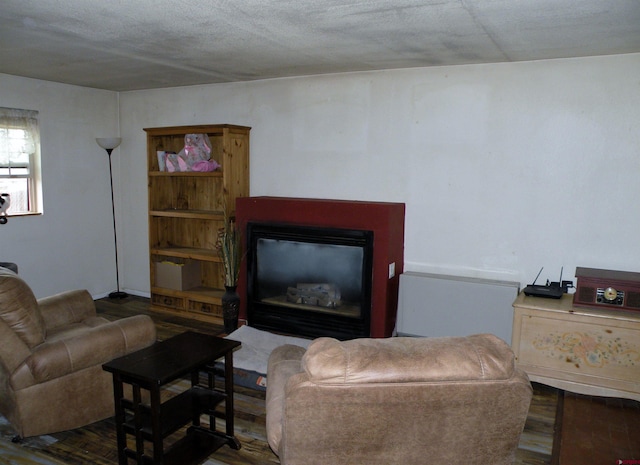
[236,197,405,338]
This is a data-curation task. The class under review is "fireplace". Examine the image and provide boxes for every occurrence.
[247,223,373,340]
[236,197,405,339]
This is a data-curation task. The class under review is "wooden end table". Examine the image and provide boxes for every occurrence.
[103,331,241,465]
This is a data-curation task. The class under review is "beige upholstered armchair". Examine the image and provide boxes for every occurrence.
[267,333,532,465]
[0,267,157,439]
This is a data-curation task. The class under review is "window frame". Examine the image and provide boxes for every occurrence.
[0,107,42,216]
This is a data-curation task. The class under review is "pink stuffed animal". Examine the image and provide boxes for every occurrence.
[191,159,220,172]
[165,133,220,172]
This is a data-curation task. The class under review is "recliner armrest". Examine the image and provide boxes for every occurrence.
[266,344,306,454]
[38,290,96,331]
[26,315,156,383]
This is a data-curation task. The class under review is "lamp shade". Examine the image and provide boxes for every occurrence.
[96,137,122,150]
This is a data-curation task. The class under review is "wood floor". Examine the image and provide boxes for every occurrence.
[5,295,560,465]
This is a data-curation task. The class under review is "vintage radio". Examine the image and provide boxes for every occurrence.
[574,267,640,311]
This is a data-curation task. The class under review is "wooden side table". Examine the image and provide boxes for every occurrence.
[512,292,640,401]
[103,331,241,465]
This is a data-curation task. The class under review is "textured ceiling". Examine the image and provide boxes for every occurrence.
[1,0,640,91]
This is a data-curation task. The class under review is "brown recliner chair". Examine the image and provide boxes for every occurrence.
[0,267,157,439]
[267,333,532,465]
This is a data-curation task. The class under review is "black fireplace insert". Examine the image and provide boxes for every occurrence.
[246,222,373,340]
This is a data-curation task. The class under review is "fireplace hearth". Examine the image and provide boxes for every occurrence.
[236,197,405,339]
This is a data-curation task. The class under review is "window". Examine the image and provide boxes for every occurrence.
[0,107,42,215]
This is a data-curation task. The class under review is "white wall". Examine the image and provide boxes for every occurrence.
[119,53,640,295]
[0,74,120,298]
[2,53,639,300]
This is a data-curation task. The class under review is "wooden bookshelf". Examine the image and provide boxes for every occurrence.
[145,124,250,324]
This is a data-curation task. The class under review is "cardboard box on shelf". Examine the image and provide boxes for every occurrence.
[155,260,201,290]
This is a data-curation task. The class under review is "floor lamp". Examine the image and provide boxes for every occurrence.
[96,137,127,299]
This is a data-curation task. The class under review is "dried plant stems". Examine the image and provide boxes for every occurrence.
[217,218,241,287]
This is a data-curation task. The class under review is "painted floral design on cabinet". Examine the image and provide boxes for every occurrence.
[532,331,640,368]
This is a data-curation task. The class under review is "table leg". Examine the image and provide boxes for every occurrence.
[111,374,128,465]
[149,385,163,464]
[132,384,145,463]
[191,371,201,428]
[207,369,215,431]
[224,351,240,449]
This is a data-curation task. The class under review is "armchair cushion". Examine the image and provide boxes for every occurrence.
[0,268,45,348]
[25,315,157,385]
[303,333,514,384]
[38,289,96,332]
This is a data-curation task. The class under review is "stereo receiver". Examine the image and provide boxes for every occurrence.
[574,267,640,312]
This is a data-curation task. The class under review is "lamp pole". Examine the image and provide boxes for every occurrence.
[96,138,127,299]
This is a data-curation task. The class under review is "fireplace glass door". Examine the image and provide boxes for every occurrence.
[247,223,373,339]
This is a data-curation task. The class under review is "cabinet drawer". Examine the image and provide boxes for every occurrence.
[152,293,186,310]
[189,300,223,317]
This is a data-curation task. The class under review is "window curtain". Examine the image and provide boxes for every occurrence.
[0,107,39,166]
